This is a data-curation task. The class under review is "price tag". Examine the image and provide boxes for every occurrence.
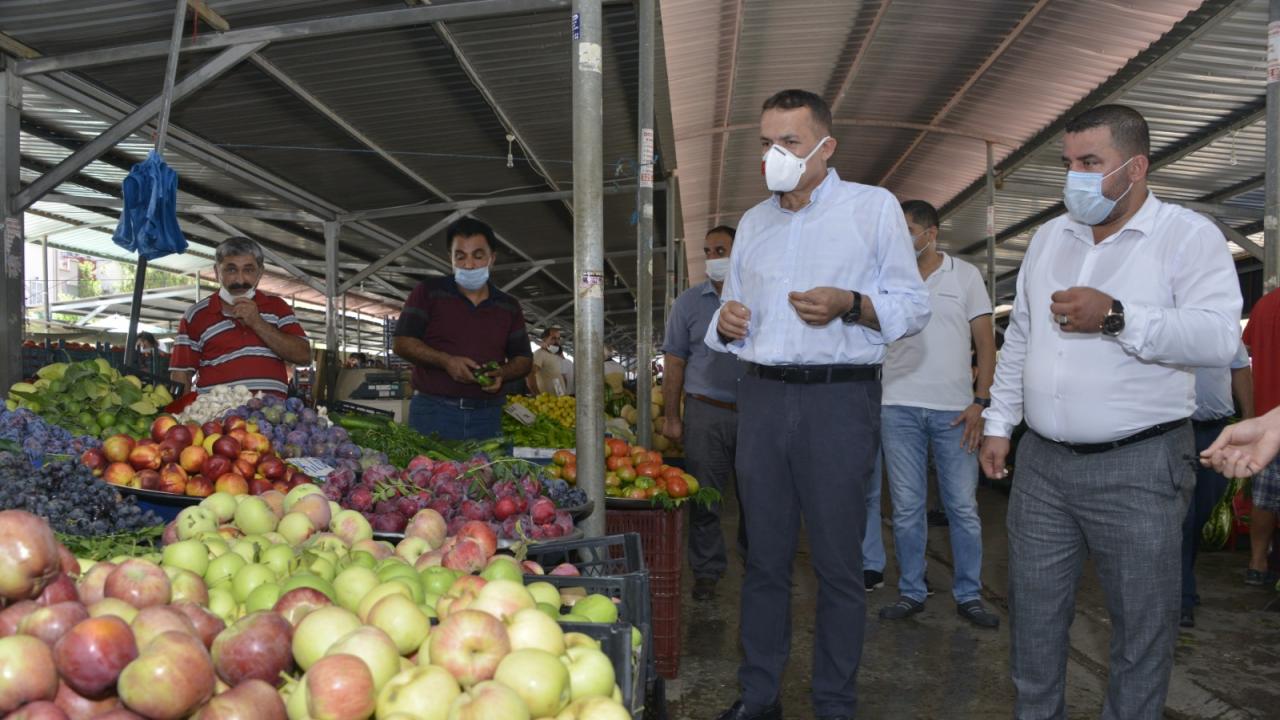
[290,458,334,478]
[505,402,537,426]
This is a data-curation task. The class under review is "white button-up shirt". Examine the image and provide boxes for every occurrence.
[984,192,1242,443]
[704,169,931,365]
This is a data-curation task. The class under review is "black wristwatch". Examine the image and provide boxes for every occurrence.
[1101,299,1125,337]
[973,396,991,408]
[841,291,863,325]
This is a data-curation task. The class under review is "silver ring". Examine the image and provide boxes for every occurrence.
[1055,313,1069,326]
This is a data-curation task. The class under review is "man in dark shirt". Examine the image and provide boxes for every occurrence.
[392,217,533,440]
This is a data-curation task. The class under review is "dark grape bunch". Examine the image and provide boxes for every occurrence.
[0,452,161,535]
[542,478,588,508]
[0,407,101,464]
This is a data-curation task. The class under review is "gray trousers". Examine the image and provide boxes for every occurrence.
[1009,428,1193,720]
[736,373,879,717]
[683,396,739,580]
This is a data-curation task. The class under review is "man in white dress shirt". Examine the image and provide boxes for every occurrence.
[979,105,1242,720]
[706,89,931,720]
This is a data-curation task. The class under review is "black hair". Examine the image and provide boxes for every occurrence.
[706,225,737,240]
[761,89,833,135]
[446,216,498,254]
[136,331,158,349]
[901,200,940,231]
[540,327,561,340]
[1064,104,1150,158]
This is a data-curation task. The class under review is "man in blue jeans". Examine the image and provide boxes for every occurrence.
[877,200,999,628]
[392,217,533,440]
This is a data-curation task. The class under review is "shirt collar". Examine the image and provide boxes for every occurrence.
[698,280,719,297]
[770,167,840,212]
[1064,190,1161,245]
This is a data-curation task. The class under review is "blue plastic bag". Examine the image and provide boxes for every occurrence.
[113,150,187,261]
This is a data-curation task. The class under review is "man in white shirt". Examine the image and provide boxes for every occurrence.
[979,105,1242,719]
[706,89,931,720]
[528,327,565,396]
[873,200,998,628]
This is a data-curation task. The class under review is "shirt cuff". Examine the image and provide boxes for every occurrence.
[703,308,732,353]
[1113,301,1153,355]
[982,417,1014,439]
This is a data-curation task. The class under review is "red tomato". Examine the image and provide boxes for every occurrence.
[666,476,690,498]
[646,451,663,466]
[616,466,637,483]
[544,465,562,480]
[552,449,576,467]
[606,455,630,471]
[606,438,629,457]
[563,464,577,484]
[627,488,648,500]
[661,465,683,480]
[635,462,662,479]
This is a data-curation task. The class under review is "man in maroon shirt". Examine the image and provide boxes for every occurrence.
[392,217,533,440]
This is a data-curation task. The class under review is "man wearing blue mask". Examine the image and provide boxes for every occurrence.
[979,105,1242,719]
[706,89,931,720]
[661,225,746,602]
[392,217,533,440]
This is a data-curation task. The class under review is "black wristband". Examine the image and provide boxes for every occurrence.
[973,396,991,408]
[841,291,863,325]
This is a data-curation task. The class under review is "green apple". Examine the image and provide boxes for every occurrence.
[229,539,260,565]
[495,648,571,717]
[421,566,459,597]
[200,492,238,522]
[235,496,279,535]
[205,552,247,587]
[334,565,380,612]
[245,581,282,613]
[260,543,298,579]
[277,512,317,546]
[557,697,632,720]
[526,581,560,608]
[302,554,336,583]
[284,482,324,511]
[175,506,218,540]
[347,550,377,570]
[479,555,523,583]
[386,575,424,605]
[562,645,615,700]
[208,585,238,624]
[559,612,590,624]
[507,607,566,656]
[232,563,276,603]
[292,605,362,670]
[366,593,430,655]
[162,539,210,576]
[203,537,230,559]
[356,581,412,623]
[375,665,459,720]
[325,626,400,692]
[573,595,619,625]
[281,572,337,602]
[537,602,561,621]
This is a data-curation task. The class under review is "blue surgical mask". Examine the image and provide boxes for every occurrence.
[454,265,490,290]
[1063,157,1134,226]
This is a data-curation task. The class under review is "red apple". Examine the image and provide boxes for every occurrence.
[272,587,332,626]
[287,471,311,488]
[170,603,225,650]
[149,416,179,443]
[201,455,232,480]
[184,475,214,498]
[258,456,286,481]
[136,469,161,491]
[233,459,256,478]
[248,477,274,496]
[55,679,122,720]
[242,433,271,454]
[259,490,286,519]
[104,559,171,609]
[0,600,39,636]
[6,700,69,719]
[80,448,107,477]
[56,547,78,578]
[222,416,247,433]
[405,509,448,549]
[201,421,222,439]
[0,509,63,601]
[130,606,199,649]
[157,440,183,465]
[117,631,216,720]
[53,615,138,699]
[0,634,59,713]
[184,423,205,448]
[158,464,188,495]
[303,653,375,720]
[215,473,249,496]
[36,573,79,606]
[237,450,262,467]
[272,481,290,494]
[163,426,193,449]
[104,463,138,488]
[93,711,145,720]
[211,611,294,687]
[127,445,161,472]
[18,601,89,645]
[180,446,209,475]
[192,678,285,720]
[443,539,488,574]
[76,562,117,606]
[211,436,241,460]
[427,609,511,689]
[228,429,249,447]
[456,521,498,559]
[102,435,135,465]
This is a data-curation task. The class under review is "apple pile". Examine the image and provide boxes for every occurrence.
[0,487,639,719]
[81,414,313,498]
[324,455,579,541]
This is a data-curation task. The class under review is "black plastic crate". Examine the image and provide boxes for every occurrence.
[524,532,646,576]
[523,572,651,633]
[561,621,648,719]
[325,399,395,418]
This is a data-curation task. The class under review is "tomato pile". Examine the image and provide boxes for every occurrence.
[550,438,703,505]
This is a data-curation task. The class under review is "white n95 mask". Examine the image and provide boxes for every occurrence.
[705,257,731,282]
[762,136,830,193]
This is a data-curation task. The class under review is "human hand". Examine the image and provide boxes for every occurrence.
[661,416,683,443]
[478,367,503,394]
[952,404,986,453]
[979,436,1010,479]
[1049,287,1113,333]
[1200,417,1280,478]
[717,301,751,340]
[227,297,263,328]
[787,287,854,326]
[444,355,480,384]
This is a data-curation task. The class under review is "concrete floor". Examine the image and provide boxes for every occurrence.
[668,484,1280,719]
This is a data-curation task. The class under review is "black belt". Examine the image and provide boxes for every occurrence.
[1192,416,1231,429]
[417,392,505,410]
[689,394,737,412]
[1048,419,1189,455]
[746,363,881,384]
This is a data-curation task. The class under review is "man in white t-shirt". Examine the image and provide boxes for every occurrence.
[873,200,1000,628]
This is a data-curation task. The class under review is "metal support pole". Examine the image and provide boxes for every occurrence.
[572,0,605,538]
[341,293,348,352]
[985,141,996,307]
[1266,0,1280,291]
[125,0,186,369]
[42,235,50,330]
[635,0,655,449]
[664,183,677,324]
[676,238,686,292]
[356,311,363,356]
[324,222,339,350]
[0,61,22,391]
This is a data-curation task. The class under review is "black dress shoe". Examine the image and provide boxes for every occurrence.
[714,699,782,720]
[1179,607,1195,628]
[692,577,717,601]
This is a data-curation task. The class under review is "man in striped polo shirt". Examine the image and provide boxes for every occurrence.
[170,236,312,396]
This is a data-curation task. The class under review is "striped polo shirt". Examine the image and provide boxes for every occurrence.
[170,292,307,396]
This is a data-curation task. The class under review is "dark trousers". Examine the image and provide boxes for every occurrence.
[735,373,879,717]
[682,397,744,579]
[1182,418,1232,609]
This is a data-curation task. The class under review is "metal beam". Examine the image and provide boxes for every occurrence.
[0,61,22,391]
[200,213,327,295]
[340,183,660,222]
[13,43,262,212]
[1267,0,1280,290]
[324,222,340,351]
[709,0,745,226]
[878,0,1050,185]
[635,0,655,448]
[501,262,554,292]
[939,0,1253,220]
[1211,217,1264,261]
[678,118,1017,147]
[338,211,464,295]
[828,1,892,115]
[50,286,199,312]
[16,0,629,77]
[38,193,321,222]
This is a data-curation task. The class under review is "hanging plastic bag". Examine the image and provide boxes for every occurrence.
[112,149,187,260]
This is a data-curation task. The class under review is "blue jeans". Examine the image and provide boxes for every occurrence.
[862,450,886,573]
[408,393,503,441]
[881,404,983,603]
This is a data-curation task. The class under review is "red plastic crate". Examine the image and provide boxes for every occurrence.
[607,507,686,678]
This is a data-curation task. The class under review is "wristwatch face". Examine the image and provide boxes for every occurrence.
[1102,313,1124,335]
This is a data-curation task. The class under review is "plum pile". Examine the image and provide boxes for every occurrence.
[0,408,100,465]
[0,453,160,536]
[322,455,576,540]
[226,395,387,473]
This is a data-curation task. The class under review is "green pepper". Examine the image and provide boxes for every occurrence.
[473,361,501,386]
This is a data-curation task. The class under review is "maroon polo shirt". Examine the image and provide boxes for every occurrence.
[393,277,531,399]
